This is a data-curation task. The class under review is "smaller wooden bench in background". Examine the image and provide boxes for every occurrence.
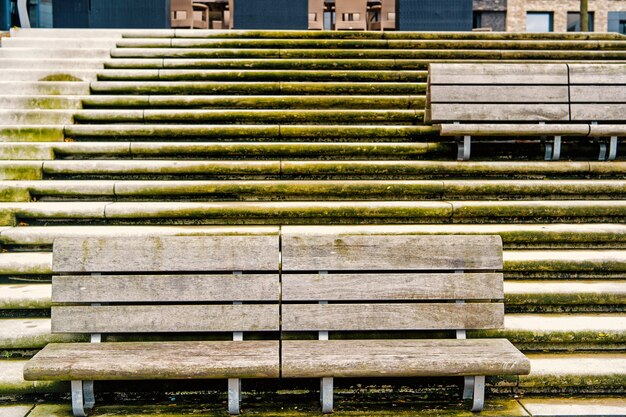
[23,235,281,416]
[426,63,625,161]
[281,230,530,413]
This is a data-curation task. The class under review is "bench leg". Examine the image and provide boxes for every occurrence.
[462,376,474,400]
[470,376,485,412]
[320,377,333,413]
[228,378,241,415]
[609,136,618,161]
[544,136,562,161]
[71,380,94,417]
[457,136,471,161]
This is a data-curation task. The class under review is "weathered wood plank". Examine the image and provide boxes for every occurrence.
[52,304,279,333]
[429,63,568,85]
[282,273,503,301]
[282,303,503,331]
[52,235,279,272]
[438,123,591,137]
[282,339,530,378]
[281,234,502,271]
[571,104,626,121]
[570,86,626,103]
[568,64,626,84]
[52,274,280,302]
[429,103,569,122]
[23,340,280,380]
[589,124,626,136]
[429,85,568,104]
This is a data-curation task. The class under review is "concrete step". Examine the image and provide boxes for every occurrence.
[81,94,425,109]
[4,180,626,202]
[505,250,626,273]
[0,319,84,349]
[521,353,626,394]
[108,47,626,60]
[0,70,99,82]
[1,224,625,249]
[0,360,63,394]
[103,57,626,71]
[113,38,626,51]
[10,28,126,38]
[0,96,83,110]
[64,124,435,140]
[0,161,42,180]
[0,142,439,161]
[0,82,89,96]
[89,81,427,95]
[520,397,626,416]
[505,280,626,310]
[476,314,626,350]
[4,201,626,226]
[0,59,106,70]
[0,284,51,309]
[1,37,118,49]
[0,252,52,275]
[0,48,111,60]
[0,126,64,142]
[0,110,75,125]
[73,109,424,125]
[97,69,429,82]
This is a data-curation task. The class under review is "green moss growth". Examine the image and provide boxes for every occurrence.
[38,74,83,82]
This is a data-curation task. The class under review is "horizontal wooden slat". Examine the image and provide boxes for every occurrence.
[52,274,279,303]
[438,123,591,137]
[571,104,626,121]
[429,103,569,122]
[569,64,626,84]
[429,63,568,85]
[23,340,279,380]
[282,339,530,378]
[589,124,626,136]
[281,234,502,271]
[570,86,626,103]
[429,85,568,104]
[52,235,279,272]
[282,303,503,331]
[52,304,279,333]
[282,273,503,301]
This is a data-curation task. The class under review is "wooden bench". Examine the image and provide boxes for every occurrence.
[425,63,625,161]
[280,230,530,413]
[23,235,280,416]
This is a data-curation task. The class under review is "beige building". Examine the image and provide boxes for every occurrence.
[505,0,626,32]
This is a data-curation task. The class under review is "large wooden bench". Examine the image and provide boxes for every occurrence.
[426,63,625,161]
[23,235,280,416]
[280,230,530,413]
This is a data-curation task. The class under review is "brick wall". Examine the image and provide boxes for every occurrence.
[507,0,626,32]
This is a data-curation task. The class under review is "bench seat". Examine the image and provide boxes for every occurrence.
[24,340,280,381]
[282,339,530,378]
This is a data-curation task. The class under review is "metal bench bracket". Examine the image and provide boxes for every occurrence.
[71,380,95,417]
[471,375,485,412]
[229,273,243,415]
[318,272,333,413]
[544,136,562,161]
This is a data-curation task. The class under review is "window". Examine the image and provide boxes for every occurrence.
[473,11,482,29]
[526,12,553,32]
[567,11,594,32]
[620,20,626,35]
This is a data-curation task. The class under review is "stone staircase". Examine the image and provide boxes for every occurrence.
[0,28,625,401]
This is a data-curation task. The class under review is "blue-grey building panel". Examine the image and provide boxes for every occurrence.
[235,0,307,29]
[398,0,472,31]
[53,0,169,28]
[1,0,10,30]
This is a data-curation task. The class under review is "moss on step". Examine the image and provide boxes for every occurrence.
[0,162,42,180]
[38,74,83,82]
[0,127,64,143]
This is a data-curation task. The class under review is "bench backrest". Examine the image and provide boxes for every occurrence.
[569,64,626,122]
[426,63,626,124]
[281,230,504,333]
[51,235,280,335]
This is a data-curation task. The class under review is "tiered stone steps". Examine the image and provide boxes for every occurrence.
[0,29,625,402]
